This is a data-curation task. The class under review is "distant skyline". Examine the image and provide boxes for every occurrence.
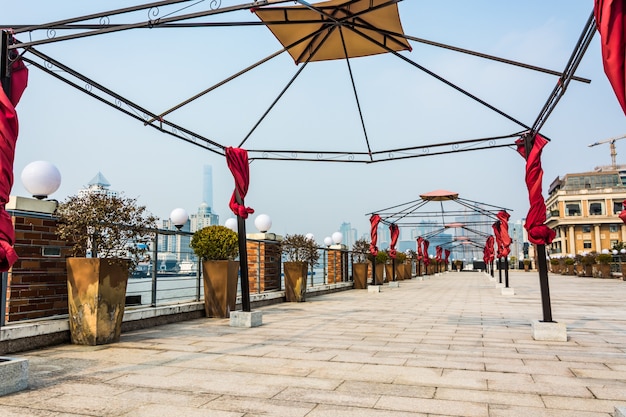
[4,1,626,244]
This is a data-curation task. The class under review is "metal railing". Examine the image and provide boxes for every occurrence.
[1,228,357,328]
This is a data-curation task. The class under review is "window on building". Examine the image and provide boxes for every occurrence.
[582,225,591,233]
[565,202,581,216]
[589,201,604,215]
[610,224,619,233]
[583,240,592,249]
[615,200,625,215]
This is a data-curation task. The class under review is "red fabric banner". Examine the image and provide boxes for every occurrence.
[389,223,399,259]
[435,245,442,263]
[486,235,495,263]
[492,221,503,258]
[423,240,430,267]
[515,134,556,245]
[444,249,450,264]
[369,214,381,256]
[594,0,626,115]
[620,200,626,224]
[225,147,254,219]
[416,236,424,260]
[497,210,512,257]
[0,56,28,272]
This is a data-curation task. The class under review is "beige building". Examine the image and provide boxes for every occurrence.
[545,169,626,255]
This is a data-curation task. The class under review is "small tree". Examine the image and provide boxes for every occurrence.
[190,225,239,261]
[56,193,157,271]
[352,238,370,263]
[280,234,320,267]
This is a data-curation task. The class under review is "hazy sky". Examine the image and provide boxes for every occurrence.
[3,1,625,243]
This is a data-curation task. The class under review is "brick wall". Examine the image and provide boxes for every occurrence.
[5,212,71,323]
[246,240,281,293]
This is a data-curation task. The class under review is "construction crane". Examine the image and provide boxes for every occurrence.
[588,134,626,170]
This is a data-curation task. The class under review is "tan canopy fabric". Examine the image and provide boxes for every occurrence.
[253,0,411,64]
[419,189,459,201]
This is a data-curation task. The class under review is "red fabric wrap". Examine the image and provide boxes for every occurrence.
[594,0,626,115]
[515,134,556,245]
[486,235,495,263]
[0,57,28,272]
[369,214,381,256]
[389,223,399,259]
[496,210,512,257]
[620,200,626,224]
[225,147,254,219]
[423,240,430,267]
[435,246,442,262]
[416,237,424,260]
[444,249,450,264]
[492,222,503,258]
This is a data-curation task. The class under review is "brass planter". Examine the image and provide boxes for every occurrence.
[202,260,239,318]
[352,263,369,289]
[66,258,129,345]
[372,263,385,285]
[284,261,308,302]
[385,264,394,282]
[396,264,405,280]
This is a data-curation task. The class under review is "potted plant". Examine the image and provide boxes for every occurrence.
[56,192,157,345]
[395,252,407,280]
[523,259,531,272]
[280,234,320,302]
[564,257,575,275]
[367,250,388,285]
[594,253,613,278]
[454,259,462,272]
[580,252,596,277]
[190,225,239,318]
[549,258,560,273]
[351,238,370,289]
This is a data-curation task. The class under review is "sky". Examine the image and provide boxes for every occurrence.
[2,0,626,244]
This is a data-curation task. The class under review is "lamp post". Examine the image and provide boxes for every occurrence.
[21,161,61,200]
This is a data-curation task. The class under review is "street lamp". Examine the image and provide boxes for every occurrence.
[305,233,315,241]
[332,231,343,246]
[169,208,188,230]
[323,236,332,247]
[254,214,272,233]
[21,161,61,199]
[224,218,237,232]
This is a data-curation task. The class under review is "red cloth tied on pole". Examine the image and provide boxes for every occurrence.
[620,200,626,224]
[435,245,442,262]
[492,221,503,258]
[416,236,424,260]
[594,0,626,115]
[486,235,495,263]
[225,147,254,219]
[423,240,430,267]
[496,210,512,257]
[389,223,399,259]
[0,56,28,272]
[369,214,381,256]
[444,249,450,264]
[515,134,556,245]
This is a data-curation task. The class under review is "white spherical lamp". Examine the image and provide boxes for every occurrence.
[21,161,61,199]
[601,249,610,254]
[225,218,238,232]
[331,231,343,245]
[169,208,188,230]
[254,214,272,233]
[323,236,332,247]
[305,233,315,241]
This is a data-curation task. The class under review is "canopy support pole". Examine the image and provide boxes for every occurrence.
[536,244,553,322]
[504,257,509,288]
[235,190,251,312]
[1,31,11,97]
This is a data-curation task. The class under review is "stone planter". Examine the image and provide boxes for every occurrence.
[66,258,129,345]
[202,260,239,317]
[593,264,612,278]
[0,357,28,396]
[284,261,308,302]
[352,263,369,289]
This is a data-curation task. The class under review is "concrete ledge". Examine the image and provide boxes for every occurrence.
[495,283,505,288]
[368,285,381,293]
[0,356,28,396]
[532,320,568,342]
[615,406,626,417]
[230,311,262,328]
[501,287,515,296]
[388,282,400,288]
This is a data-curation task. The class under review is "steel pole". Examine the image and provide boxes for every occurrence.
[536,244,553,322]
[498,258,502,283]
[1,271,7,327]
[151,232,158,307]
[235,190,251,312]
[504,257,509,287]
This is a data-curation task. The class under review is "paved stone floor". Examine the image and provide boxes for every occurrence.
[1,271,626,416]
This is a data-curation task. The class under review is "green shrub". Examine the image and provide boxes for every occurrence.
[564,258,575,265]
[596,253,613,265]
[191,225,239,261]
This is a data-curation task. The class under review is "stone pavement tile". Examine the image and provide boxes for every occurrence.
[306,403,428,417]
[570,368,626,381]
[203,394,314,416]
[435,387,544,407]
[307,364,395,384]
[116,386,217,407]
[588,386,626,401]
[0,405,78,416]
[443,368,535,385]
[374,394,488,417]
[329,350,407,366]
[120,403,241,417]
[27,393,136,416]
[404,357,486,371]
[484,361,576,377]
[208,355,315,377]
[273,386,379,408]
[487,403,611,417]
[541,395,626,413]
[486,377,594,397]
[335,380,436,399]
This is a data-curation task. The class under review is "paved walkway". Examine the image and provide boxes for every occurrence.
[1,271,626,416]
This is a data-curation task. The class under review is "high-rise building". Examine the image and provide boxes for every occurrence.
[202,165,213,209]
[339,222,357,249]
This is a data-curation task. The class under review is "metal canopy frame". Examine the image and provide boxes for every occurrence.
[2,0,597,164]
